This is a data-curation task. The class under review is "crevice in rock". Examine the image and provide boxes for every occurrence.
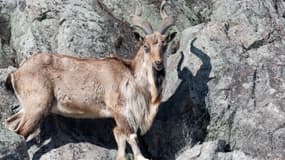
[252,69,257,108]
[224,143,231,152]
[227,105,237,149]
[243,39,266,51]
[0,13,18,67]
[0,14,11,44]
[33,10,51,22]
[32,10,60,22]
[224,22,230,39]
[273,0,285,18]
[273,0,279,15]
[242,31,279,52]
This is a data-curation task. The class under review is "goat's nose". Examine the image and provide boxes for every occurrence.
[155,61,162,66]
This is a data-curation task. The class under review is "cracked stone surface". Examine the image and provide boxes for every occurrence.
[176,140,257,160]
[0,126,29,160]
[0,0,285,160]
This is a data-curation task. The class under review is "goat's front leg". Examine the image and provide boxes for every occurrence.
[127,133,149,160]
[113,127,127,160]
[114,113,149,160]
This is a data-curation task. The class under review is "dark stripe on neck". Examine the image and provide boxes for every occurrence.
[152,67,165,96]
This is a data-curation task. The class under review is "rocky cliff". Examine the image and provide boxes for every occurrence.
[0,0,285,160]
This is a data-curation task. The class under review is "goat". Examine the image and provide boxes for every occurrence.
[5,1,176,160]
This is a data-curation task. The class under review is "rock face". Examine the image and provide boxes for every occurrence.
[176,140,257,160]
[176,1,285,159]
[0,0,285,160]
[8,0,137,61]
[0,126,29,160]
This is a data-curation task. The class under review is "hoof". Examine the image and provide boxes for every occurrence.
[116,156,126,160]
[136,155,149,160]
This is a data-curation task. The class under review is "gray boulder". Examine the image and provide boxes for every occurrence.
[9,0,137,62]
[177,140,257,160]
[0,126,28,160]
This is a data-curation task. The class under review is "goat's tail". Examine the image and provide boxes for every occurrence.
[5,73,14,93]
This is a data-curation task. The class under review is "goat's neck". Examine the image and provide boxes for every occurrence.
[129,47,165,134]
[131,48,164,104]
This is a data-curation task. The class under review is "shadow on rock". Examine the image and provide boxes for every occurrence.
[26,115,117,160]
[143,38,212,160]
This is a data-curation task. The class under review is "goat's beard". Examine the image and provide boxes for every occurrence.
[152,66,165,96]
[153,63,164,71]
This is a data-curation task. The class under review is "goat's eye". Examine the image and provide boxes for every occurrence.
[144,44,150,53]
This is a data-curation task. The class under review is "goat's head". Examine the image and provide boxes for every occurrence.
[131,1,177,71]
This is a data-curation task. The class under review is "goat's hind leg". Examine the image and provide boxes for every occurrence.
[14,100,52,139]
[6,72,53,139]
[10,89,53,139]
[5,107,43,140]
[5,109,24,131]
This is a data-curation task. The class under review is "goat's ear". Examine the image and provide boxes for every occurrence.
[134,32,144,42]
[166,32,177,43]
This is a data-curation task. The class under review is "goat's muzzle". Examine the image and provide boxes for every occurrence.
[153,61,164,71]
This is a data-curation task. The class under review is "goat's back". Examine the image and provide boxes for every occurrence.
[11,53,134,118]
